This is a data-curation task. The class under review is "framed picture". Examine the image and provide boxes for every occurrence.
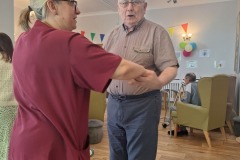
[234,11,240,73]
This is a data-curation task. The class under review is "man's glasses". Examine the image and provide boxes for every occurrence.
[118,0,145,8]
[58,0,78,12]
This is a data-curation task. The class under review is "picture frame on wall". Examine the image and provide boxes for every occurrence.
[234,11,240,73]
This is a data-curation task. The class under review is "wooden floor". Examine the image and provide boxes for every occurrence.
[90,109,240,160]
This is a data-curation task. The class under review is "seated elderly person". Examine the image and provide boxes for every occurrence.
[168,73,201,136]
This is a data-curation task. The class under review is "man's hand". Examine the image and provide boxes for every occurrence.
[128,69,163,90]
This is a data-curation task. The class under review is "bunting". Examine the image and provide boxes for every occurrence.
[181,23,188,33]
[168,27,175,37]
[80,30,106,43]
[80,31,85,36]
[167,23,189,37]
[100,34,105,43]
[81,22,189,42]
[90,33,96,41]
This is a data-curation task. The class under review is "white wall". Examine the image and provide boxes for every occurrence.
[236,0,240,115]
[0,0,14,41]
[76,13,119,43]
[76,0,238,80]
[238,0,240,11]
[146,2,237,79]
[14,6,25,41]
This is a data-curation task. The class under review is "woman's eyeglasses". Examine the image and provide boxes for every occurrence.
[58,0,78,12]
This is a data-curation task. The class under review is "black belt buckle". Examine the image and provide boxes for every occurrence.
[118,95,127,100]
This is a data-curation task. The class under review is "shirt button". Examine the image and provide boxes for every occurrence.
[116,86,118,88]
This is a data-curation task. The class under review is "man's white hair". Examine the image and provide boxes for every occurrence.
[118,0,148,2]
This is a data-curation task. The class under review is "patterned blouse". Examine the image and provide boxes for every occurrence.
[0,58,18,106]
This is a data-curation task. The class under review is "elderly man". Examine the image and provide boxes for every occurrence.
[104,0,179,159]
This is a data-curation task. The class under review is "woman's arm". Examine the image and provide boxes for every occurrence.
[111,59,146,80]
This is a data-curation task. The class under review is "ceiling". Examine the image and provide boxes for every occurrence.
[14,0,233,17]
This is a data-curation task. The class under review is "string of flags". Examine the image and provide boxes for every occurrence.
[80,23,195,57]
[80,23,188,43]
[80,30,105,43]
[167,23,188,36]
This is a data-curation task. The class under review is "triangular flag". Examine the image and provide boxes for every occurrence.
[168,27,174,37]
[90,33,96,41]
[100,34,105,42]
[80,31,85,36]
[181,23,188,33]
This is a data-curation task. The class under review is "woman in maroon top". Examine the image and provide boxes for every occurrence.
[9,0,150,159]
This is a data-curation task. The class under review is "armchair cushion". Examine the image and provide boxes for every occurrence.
[172,101,208,130]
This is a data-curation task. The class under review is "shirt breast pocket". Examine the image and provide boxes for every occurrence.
[133,47,153,67]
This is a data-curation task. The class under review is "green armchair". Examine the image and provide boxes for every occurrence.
[89,91,106,122]
[171,74,230,148]
[88,91,106,145]
[225,75,237,134]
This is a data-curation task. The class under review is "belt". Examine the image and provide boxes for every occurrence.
[110,90,160,100]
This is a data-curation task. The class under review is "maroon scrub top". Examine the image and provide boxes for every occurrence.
[9,20,121,160]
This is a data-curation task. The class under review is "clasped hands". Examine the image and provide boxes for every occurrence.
[128,69,163,90]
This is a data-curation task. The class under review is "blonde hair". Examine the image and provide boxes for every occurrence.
[18,0,48,31]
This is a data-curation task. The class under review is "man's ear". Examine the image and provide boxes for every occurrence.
[46,0,58,15]
[144,2,147,13]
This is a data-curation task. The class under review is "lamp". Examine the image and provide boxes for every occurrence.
[182,33,192,41]
[179,33,197,57]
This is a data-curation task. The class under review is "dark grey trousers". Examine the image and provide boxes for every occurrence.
[107,90,161,160]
